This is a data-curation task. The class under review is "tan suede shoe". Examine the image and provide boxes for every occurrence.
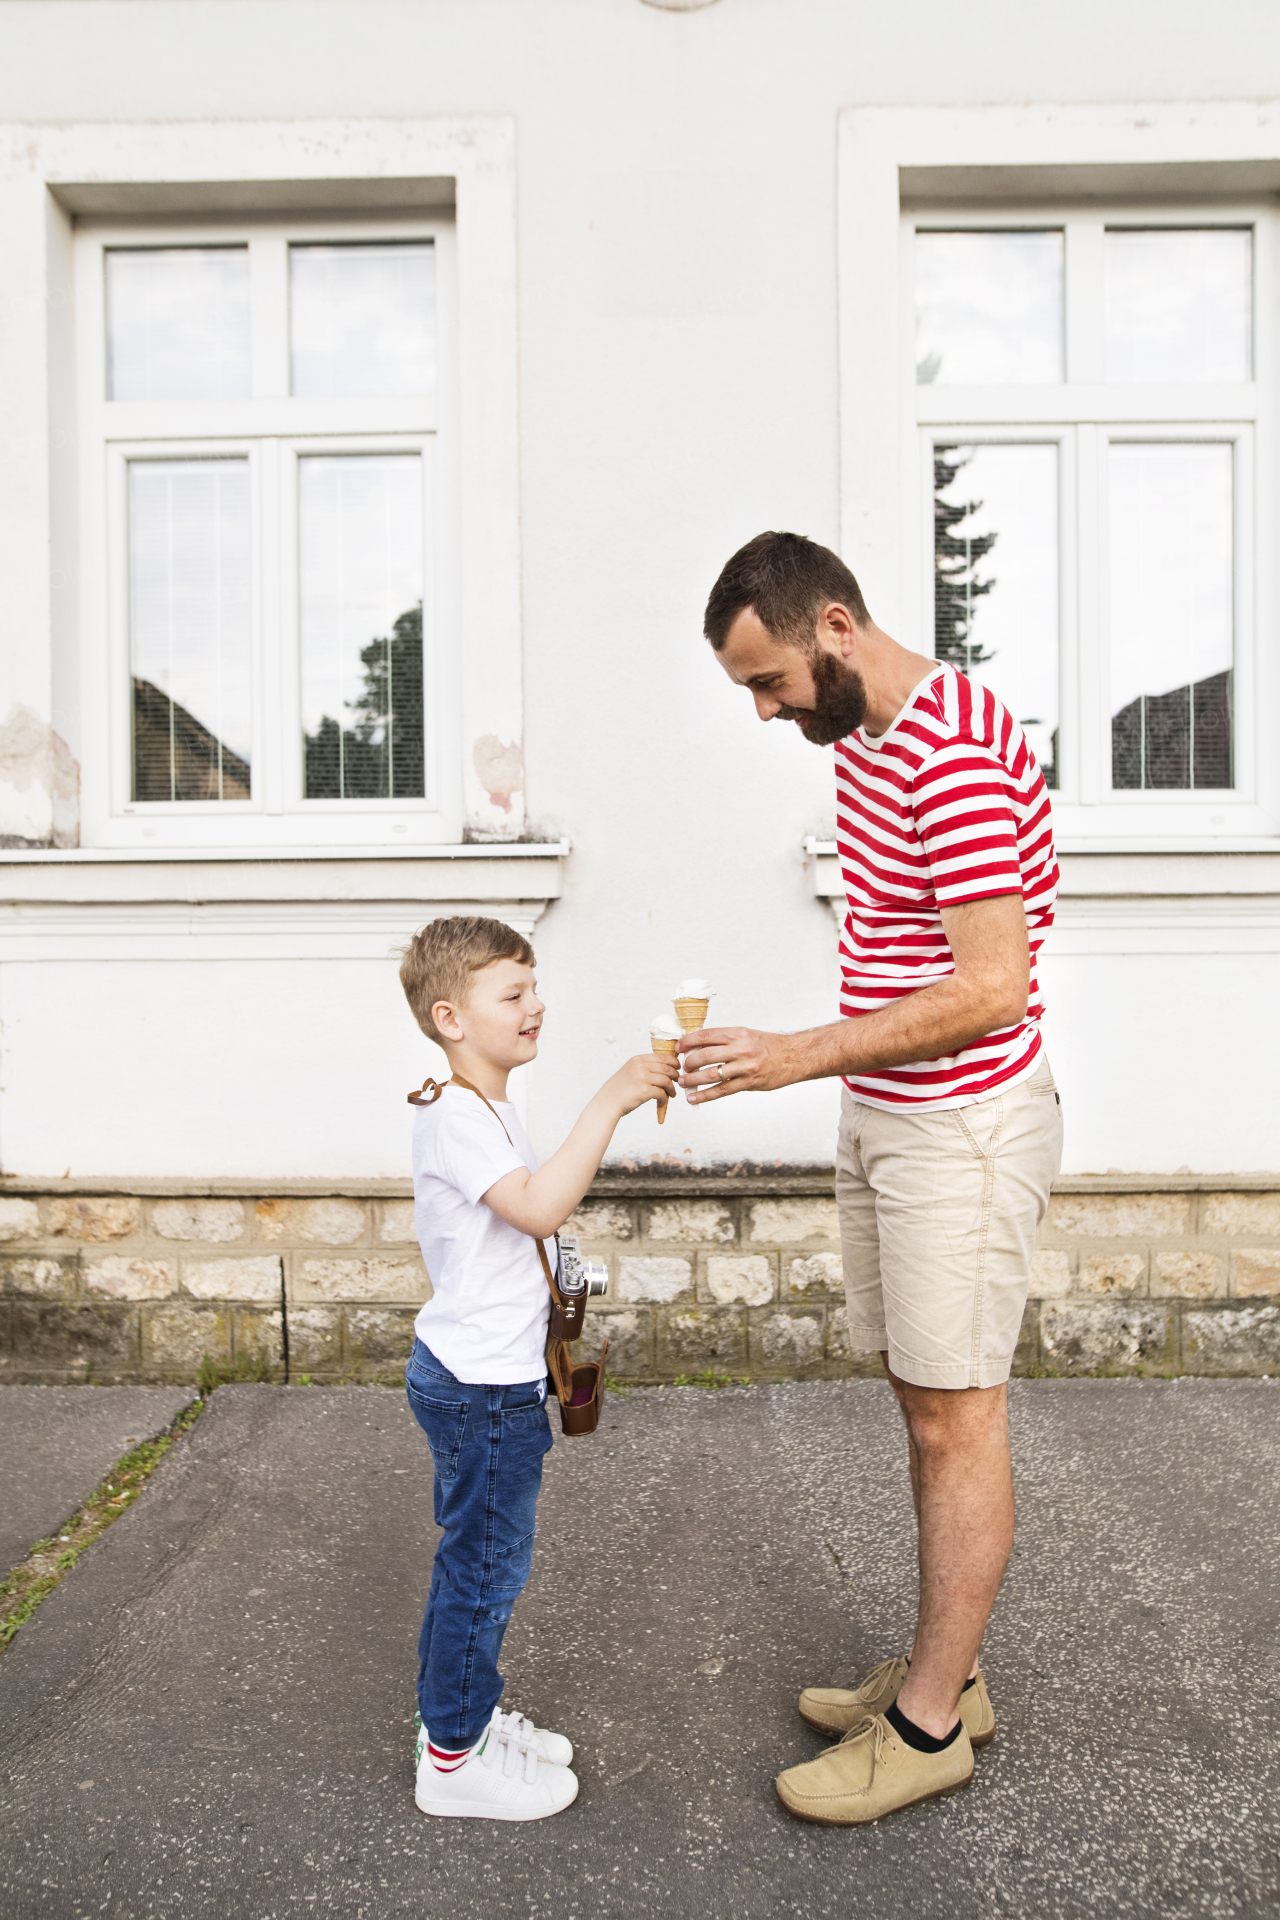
[776,1712,974,1825]
[798,1656,908,1737]
[958,1671,996,1748]
[799,1659,996,1750]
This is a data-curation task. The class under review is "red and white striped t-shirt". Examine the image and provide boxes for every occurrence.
[834,664,1058,1110]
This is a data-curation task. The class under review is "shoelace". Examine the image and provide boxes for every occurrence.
[838,1712,893,1768]
[853,1656,904,1700]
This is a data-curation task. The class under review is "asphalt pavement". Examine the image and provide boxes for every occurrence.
[0,1386,197,1576]
[0,1378,1277,1918]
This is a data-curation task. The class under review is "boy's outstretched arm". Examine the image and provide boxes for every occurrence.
[481,1055,678,1240]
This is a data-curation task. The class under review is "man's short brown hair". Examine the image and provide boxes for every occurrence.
[703,530,870,653]
[399,915,535,1043]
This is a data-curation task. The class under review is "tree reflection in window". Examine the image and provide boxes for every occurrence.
[933,442,1061,790]
[303,601,424,799]
[934,446,998,675]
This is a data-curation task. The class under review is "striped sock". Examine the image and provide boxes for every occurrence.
[427,1729,485,1773]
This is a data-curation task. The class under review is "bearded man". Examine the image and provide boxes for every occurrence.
[678,529,1063,1824]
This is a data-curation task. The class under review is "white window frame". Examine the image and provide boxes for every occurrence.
[905,201,1267,839]
[75,211,458,850]
[839,101,1280,853]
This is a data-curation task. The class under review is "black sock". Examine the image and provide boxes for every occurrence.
[885,1699,962,1753]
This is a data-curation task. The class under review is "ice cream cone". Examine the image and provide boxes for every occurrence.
[650,1032,680,1123]
[673,996,710,1034]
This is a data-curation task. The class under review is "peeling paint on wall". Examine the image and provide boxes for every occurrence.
[472,734,524,815]
[0,705,80,848]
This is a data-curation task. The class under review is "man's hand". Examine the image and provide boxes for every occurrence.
[678,1027,807,1103]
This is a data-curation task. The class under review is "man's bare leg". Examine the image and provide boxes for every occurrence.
[886,1356,984,1686]
[884,1361,1014,1738]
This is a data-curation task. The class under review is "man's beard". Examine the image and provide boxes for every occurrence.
[783,650,867,746]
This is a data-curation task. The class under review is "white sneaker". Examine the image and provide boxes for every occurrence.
[415,1718,578,1822]
[414,1705,573,1769]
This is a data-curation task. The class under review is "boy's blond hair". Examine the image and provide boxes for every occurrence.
[400,915,535,1044]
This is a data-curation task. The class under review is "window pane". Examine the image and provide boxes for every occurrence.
[916,231,1063,385]
[1105,230,1252,383]
[290,243,436,397]
[129,460,252,802]
[934,443,1060,787]
[106,249,250,401]
[300,455,425,799]
[1109,443,1234,790]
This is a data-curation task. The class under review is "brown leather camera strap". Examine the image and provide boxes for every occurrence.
[404,1072,601,1426]
[407,1072,560,1303]
[545,1336,573,1405]
[407,1077,447,1106]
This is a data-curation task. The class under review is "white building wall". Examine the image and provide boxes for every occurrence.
[1,0,1279,1180]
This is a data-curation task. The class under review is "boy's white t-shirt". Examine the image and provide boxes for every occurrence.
[411,1083,553,1384]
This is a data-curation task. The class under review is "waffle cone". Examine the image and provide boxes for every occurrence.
[673,996,710,1034]
[650,1032,680,1124]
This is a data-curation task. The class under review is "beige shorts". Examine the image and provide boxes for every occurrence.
[837,1055,1064,1391]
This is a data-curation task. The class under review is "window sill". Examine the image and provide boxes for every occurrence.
[0,841,570,915]
[803,838,1280,900]
[0,840,568,865]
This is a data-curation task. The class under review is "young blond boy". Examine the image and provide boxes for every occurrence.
[398,916,676,1823]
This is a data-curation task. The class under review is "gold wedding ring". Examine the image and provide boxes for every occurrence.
[716,1062,728,1082]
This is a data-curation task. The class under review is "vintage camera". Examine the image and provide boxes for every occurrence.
[557,1235,609,1298]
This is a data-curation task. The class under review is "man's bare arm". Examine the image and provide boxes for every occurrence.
[678,892,1030,1102]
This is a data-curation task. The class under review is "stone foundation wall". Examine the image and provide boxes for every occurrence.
[0,1192,423,1385]
[2,1181,1278,1384]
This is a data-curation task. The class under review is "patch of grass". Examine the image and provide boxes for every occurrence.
[670,1369,752,1391]
[1020,1363,1062,1379]
[0,1399,202,1658]
[196,1348,278,1395]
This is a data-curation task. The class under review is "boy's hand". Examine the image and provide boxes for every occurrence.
[607,1052,680,1117]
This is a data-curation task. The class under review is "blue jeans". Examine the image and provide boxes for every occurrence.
[405,1337,554,1748]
